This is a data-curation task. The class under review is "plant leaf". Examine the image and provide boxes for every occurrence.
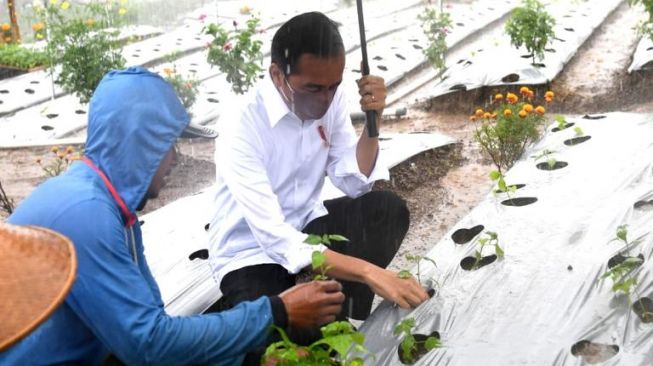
[425,336,442,350]
[328,234,349,242]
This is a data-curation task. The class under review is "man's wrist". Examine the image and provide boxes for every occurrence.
[269,295,288,328]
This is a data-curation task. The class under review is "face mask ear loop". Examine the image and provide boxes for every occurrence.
[282,75,296,114]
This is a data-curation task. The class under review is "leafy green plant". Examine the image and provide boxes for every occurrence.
[489,170,518,197]
[205,16,263,95]
[263,321,367,365]
[393,318,441,364]
[554,115,568,131]
[397,255,437,288]
[471,87,550,173]
[505,0,556,65]
[472,231,504,269]
[162,67,200,115]
[418,8,452,76]
[0,44,48,69]
[531,148,557,169]
[37,145,83,177]
[304,234,349,280]
[35,1,126,103]
[629,0,653,41]
[573,126,584,136]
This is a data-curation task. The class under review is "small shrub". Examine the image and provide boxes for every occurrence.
[37,145,83,177]
[418,8,452,76]
[162,67,200,116]
[0,44,48,69]
[629,0,653,41]
[505,0,556,64]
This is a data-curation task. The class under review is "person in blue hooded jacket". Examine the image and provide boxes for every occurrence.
[0,67,345,365]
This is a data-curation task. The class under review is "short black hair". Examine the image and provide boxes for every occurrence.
[271,12,344,76]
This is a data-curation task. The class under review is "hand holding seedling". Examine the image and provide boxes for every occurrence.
[278,280,345,329]
[366,266,429,309]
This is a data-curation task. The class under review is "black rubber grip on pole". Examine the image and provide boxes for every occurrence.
[356,0,379,138]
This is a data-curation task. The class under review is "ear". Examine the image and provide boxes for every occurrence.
[269,63,284,89]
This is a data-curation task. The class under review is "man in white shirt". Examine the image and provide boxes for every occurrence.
[207,11,429,362]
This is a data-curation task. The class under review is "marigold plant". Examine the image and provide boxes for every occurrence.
[471,86,553,173]
[163,67,200,116]
[38,145,84,177]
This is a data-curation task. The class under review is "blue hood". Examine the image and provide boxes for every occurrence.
[84,67,189,212]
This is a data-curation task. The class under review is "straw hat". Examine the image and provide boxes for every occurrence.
[0,223,77,351]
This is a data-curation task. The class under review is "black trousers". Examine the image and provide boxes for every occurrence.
[208,190,409,365]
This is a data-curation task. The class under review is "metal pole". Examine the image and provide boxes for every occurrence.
[355,0,378,138]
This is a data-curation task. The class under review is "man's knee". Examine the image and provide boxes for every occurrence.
[363,190,410,232]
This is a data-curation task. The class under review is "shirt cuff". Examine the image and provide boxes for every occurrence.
[334,144,390,183]
[269,296,288,329]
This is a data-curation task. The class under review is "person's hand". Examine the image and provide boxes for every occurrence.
[357,74,387,117]
[278,280,345,329]
[364,266,429,309]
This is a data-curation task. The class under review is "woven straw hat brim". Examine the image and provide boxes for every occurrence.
[0,223,77,352]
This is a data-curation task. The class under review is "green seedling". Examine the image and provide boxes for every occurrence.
[473,231,504,269]
[304,234,349,281]
[532,148,557,169]
[601,257,643,296]
[264,321,368,365]
[394,318,441,364]
[554,114,567,130]
[610,224,640,253]
[490,170,517,198]
[573,126,584,136]
[397,255,438,288]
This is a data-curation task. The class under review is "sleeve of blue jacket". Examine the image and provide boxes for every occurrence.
[54,199,273,365]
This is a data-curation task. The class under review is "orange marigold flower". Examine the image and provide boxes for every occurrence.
[163,67,174,77]
[475,109,484,118]
[32,22,45,32]
[483,112,492,119]
[65,146,74,154]
[545,91,555,99]
[57,152,65,159]
[4,37,12,43]
[1,23,11,32]
[526,90,534,98]
[470,115,477,122]
[518,110,528,118]
[86,18,96,27]
[491,112,498,118]
[523,104,534,113]
[51,146,59,153]
[494,93,504,102]
[535,106,546,115]
[506,93,518,104]
[519,86,530,95]
[503,109,512,117]
[545,96,553,103]
[36,158,42,164]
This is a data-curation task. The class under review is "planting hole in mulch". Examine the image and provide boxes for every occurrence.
[532,63,546,68]
[460,255,497,270]
[521,54,533,59]
[153,48,160,52]
[352,69,361,73]
[395,53,406,60]
[634,200,653,211]
[502,73,520,83]
[647,47,653,51]
[378,65,388,71]
[24,88,35,94]
[464,61,472,66]
[451,224,485,244]
[45,113,58,119]
[409,39,418,42]
[450,84,467,91]
[456,22,464,27]
[30,80,39,84]
[545,48,556,53]
[189,69,197,73]
[552,122,575,132]
[501,197,538,207]
[571,340,619,364]
[582,114,606,120]
[204,223,210,231]
[607,253,644,269]
[373,56,382,61]
[554,37,566,42]
[189,249,209,261]
[132,54,139,58]
[41,125,53,131]
[0,89,8,94]
[536,161,568,171]
[632,297,653,323]
[207,98,219,103]
[412,44,423,50]
[565,28,575,32]
[564,136,592,146]
[397,331,441,365]
[75,110,86,115]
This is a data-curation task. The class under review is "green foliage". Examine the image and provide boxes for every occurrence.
[472,88,548,173]
[418,8,452,76]
[263,322,368,365]
[490,170,517,197]
[393,318,441,364]
[505,0,556,64]
[531,148,557,169]
[35,1,126,104]
[473,231,504,269]
[554,115,567,130]
[0,44,48,69]
[573,126,584,136]
[205,16,263,94]
[304,234,349,281]
[163,67,200,115]
[602,257,643,295]
[400,254,437,287]
[629,0,653,41]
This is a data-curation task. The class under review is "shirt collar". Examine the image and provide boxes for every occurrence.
[260,75,293,128]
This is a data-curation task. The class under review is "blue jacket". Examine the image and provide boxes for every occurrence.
[1,68,273,365]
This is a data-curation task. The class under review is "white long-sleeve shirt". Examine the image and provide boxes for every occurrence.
[207,76,389,285]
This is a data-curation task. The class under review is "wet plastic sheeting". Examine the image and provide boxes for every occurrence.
[359,112,653,365]
[628,36,653,72]
[141,131,455,315]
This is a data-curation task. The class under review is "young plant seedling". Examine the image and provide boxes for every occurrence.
[555,114,568,130]
[264,321,368,365]
[601,257,643,296]
[304,234,349,281]
[532,148,557,169]
[397,254,438,289]
[394,317,441,364]
[490,170,517,198]
[573,126,584,137]
[473,231,504,269]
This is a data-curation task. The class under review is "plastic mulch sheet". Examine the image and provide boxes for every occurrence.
[628,36,653,72]
[358,112,653,365]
